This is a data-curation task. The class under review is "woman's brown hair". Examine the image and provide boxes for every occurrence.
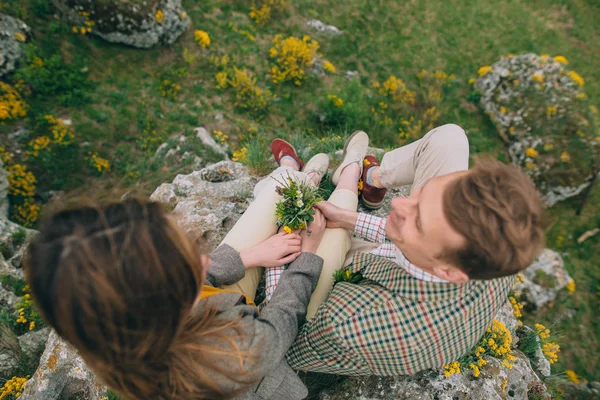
[25,198,257,399]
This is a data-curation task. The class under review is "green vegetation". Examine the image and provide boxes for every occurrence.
[0,0,598,384]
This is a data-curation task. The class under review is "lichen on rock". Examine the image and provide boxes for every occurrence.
[474,53,598,206]
[0,13,31,78]
[52,0,191,49]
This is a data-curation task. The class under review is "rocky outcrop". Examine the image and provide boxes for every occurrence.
[515,249,572,309]
[151,161,256,251]
[52,0,190,49]
[0,13,30,78]
[0,160,9,218]
[306,19,343,35]
[474,53,598,206]
[314,302,546,400]
[21,330,106,400]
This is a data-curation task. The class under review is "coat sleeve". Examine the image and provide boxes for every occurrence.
[206,244,247,287]
[245,252,323,377]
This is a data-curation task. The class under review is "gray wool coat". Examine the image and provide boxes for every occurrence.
[195,244,323,400]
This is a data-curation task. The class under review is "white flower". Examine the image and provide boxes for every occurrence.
[297,190,303,198]
[296,199,304,207]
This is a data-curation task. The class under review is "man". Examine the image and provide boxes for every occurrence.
[285,124,545,375]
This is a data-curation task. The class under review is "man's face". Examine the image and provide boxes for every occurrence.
[385,171,468,282]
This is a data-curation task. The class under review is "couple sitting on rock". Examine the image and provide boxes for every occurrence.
[24,124,545,400]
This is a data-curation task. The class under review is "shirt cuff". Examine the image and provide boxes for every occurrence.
[354,213,387,243]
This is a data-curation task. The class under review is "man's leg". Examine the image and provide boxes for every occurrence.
[374,124,469,191]
[306,163,360,318]
[221,166,310,300]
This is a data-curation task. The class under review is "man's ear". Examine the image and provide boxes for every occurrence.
[432,263,470,284]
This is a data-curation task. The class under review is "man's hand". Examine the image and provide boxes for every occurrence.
[313,201,358,231]
[240,232,302,269]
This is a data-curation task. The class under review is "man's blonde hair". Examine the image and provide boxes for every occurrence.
[442,159,545,280]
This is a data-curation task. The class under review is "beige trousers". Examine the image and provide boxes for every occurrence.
[221,124,468,318]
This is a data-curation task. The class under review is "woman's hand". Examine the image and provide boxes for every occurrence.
[239,231,302,269]
[300,208,326,254]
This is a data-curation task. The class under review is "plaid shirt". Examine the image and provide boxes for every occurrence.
[286,238,515,376]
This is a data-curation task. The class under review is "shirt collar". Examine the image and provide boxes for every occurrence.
[394,248,450,283]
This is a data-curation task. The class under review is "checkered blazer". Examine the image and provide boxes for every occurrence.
[286,252,514,376]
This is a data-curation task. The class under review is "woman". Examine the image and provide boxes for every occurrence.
[24,143,332,399]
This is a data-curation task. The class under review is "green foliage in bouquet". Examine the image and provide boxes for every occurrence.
[274,174,323,233]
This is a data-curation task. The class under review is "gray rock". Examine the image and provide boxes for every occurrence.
[0,351,19,378]
[0,13,31,77]
[18,328,50,360]
[0,160,8,218]
[52,0,190,49]
[474,53,597,206]
[318,351,543,400]
[344,70,359,80]
[21,330,106,400]
[0,284,18,309]
[150,161,256,251]
[194,126,229,158]
[516,249,573,309]
[306,19,343,35]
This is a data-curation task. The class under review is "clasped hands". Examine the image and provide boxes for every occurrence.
[239,201,357,269]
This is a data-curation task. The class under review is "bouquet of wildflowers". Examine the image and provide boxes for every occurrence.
[273,174,323,235]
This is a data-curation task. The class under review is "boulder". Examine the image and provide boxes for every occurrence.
[150,161,256,251]
[474,53,598,206]
[0,13,31,78]
[515,249,572,309]
[306,19,343,35]
[20,330,106,400]
[18,328,50,360]
[52,0,190,49]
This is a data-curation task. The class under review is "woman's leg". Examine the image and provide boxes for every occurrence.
[221,165,310,300]
[306,163,361,318]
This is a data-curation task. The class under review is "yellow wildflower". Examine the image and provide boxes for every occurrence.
[357,179,363,191]
[477,66,493,77]
[363,158,371,167]
[542,342,560,364]
[546,105,557,117]
[283,226,293,234]
[568,70,584,87]
[566,279,575,293]
[323,61,336,73]
[232,147,248,162]
[566,370,580,384]
[468,77,476,85]
[501,379,508,391]
[525,148,539,158]
[560,151,571,163]
[516,273,525,284]
[345,270,351,279]
[216,72,228,89]
[270,34,319,85]
[0,376,29,399]
[513,79,519,86]
[195,30,211,48]
[532,72,544,83]
[155,10,165,24]
[500,107,507,114]
[553,55,568,65]
[543,143,553,151]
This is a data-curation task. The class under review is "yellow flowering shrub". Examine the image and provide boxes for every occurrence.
[565,279,575,293]
[225,67,273,117]
[14,198,40,228]
[565,370,581,384]
[249,0,285,25]
[443,319,516,379]
[398,107,440,145]
[71,10,95,34]
[532,323,560,364]
[195,30,210,48]
[137,119,164,153]
[232,147,248,162]
[14,285,43,333]
[213,130,228,145]
[328,94,343,108]
[87,152,110,175]
[323,61,336,73]
[0,82,28,121]
[159,79,181,100]
[376,76,416,104]
[7,164,36,197]
[0,376,29,399]
[269,35,319,86]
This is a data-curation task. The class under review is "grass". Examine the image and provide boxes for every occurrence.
[0,0,598,385]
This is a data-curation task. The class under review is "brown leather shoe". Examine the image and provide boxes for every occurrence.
[360,155,387,209]
[271,139,304,170]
